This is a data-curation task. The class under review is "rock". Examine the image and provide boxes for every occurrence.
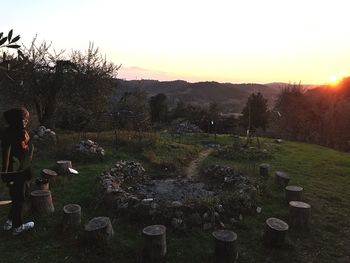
[171,201,183,207]
[75,139,105,157]
[256,207,262,213]
[170,122,203,134]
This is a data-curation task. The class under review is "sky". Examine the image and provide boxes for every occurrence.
[2,0,350,84]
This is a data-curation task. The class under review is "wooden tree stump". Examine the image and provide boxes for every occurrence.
[212,229,238,263]
[289,201,311,231]
[259,163,270,177]
[33,177,49,191]
[142,225,167,262]
[63,204,81,230]
[42,169,58,184]
[275,171,290,190]
[56,160,73,175]
[85,217,114,245]
[285,186,303,203]
[31,190,55,214]
[263,217,289,247]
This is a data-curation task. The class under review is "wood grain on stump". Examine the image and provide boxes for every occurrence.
[85,216,114,244]
[285,186,303,203]
[56,160,72,175]
[142,225,167,262]
[259,163,270,177]
[275,171,290,189]
[263,217,289,247]
[212,229,238,263]
[289,201,311,231]
[63,204,81,230]
[31,190,55,214]
[42,169,58,180]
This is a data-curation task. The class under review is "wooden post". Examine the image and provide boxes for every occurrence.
[275,171,290,189]
[142,225,167,262]
[263,217,289,247]
[63,204,81,230]
[56,160,73,175]
[42,169,58,184]
[212,229,238,263]
[31,190,55,214]
[259,163,270,177]
[285,186,303,203]
[85,217,114,245]
[289,201,311,231]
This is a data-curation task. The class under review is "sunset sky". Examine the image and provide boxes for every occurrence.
[2,0,350,84]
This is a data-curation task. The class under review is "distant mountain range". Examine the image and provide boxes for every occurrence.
[114,79,315,111]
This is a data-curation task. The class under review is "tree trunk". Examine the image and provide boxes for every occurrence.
[285,185,303,203]
[212,229,238,263]
[84,217,114,245]
[56,160,72,175]
[31,190,55,214]
[62,204,81,231]
[142,225,167,262]
[263,217,289,247]
[42,169,58,183]
[259,163,270,177]
[289,201,311,231]
[275,171,290,190]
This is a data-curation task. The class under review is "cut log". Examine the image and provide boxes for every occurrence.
[212,229,238,263]
[33,177,49,191]
[289,201,311,231]
[85,217,114,245]
[31,190,55,214]
[275,171,290,190]
[285,186,303,203]
[142,225,167,262]
[62,204,81,230]
[259,163,270,177]
[56,160,73,175]
[263,217,289,247]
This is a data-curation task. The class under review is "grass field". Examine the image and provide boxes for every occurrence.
[0,131,349,263]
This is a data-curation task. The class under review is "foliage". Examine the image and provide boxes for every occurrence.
[272,80,350,151]
[240,92,269,131]
[149,93,168,123]
[0,29,21,50]
[0,38,119,129]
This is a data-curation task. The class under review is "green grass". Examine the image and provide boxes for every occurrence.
[0,133,350,262]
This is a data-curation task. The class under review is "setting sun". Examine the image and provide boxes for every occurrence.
[329,75,339,86]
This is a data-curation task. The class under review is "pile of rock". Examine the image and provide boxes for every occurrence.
[98,160,146,209]
[32,126,57,143]
[204,164,257,210]
[170,122,203,134]
[75,139,105,156]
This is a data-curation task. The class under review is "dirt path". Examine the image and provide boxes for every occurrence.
[186,148,213,179]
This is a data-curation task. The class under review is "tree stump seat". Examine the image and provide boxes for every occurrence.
[263,217,289,247]
[275,171,290,189]
[41,169,58,183]
[85,216,114,245]
[212,229,238,263]
[259,163,270,177]
[56,160,73,175]
[285,185,303,203]
[62,204,81,230]
[31,190,54,214]
[142,225,167,262]
[289,201,311,231]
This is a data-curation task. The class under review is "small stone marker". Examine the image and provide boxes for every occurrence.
[285,185,303,203]
[259,163,270,177]
[31,190,55,214]
[289,201,311,231]
[212,229,238,263]
[275,171,290,189]
[263,217,289,247]
[85,216,114,244]
[63,204,81,230]
[142,225,167,261]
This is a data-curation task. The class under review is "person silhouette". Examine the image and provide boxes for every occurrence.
[1,107,34,235]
